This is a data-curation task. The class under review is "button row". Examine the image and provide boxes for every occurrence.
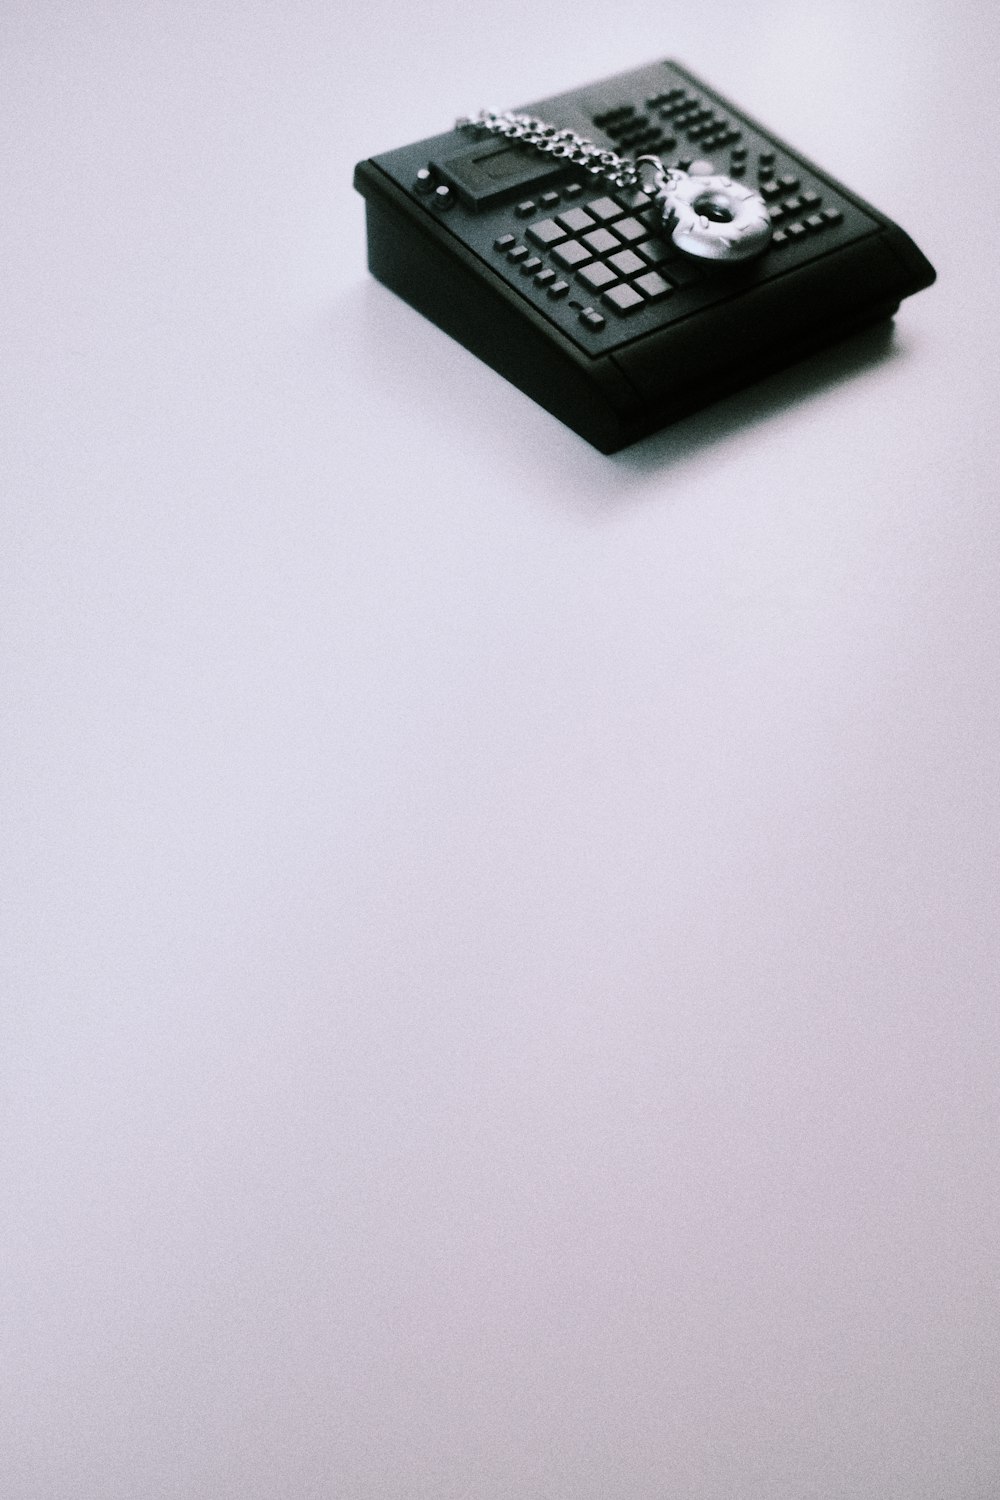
[576,247,646,280]
[605,110,649,137]
[526,203,651,249]
[575,272,676,333]
[689,122,740,146]
[495,238,571,295]
[604,274,672,311]
[498,230,668,273]
[771,207,843,246]
[608,90,687,116]
[661,98,708,121]
[593,104,636,128]
[497,229,677,297]
[510,181,586,219]
[656,99,742,146]
[546,220,648,267]
[493,226,676,325]
[759,172,801,200]
[769,189,822,222]
[619,127,676,154]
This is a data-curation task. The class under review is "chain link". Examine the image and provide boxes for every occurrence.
[456,110,643,190]
[455,107,773,265]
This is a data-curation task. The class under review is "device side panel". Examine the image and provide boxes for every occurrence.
[359,182,644,451]
[613,234,906,408]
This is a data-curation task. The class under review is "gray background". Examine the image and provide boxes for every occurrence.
[2,1,999,1497]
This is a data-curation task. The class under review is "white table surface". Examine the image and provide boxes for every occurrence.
[3,2,999,1497]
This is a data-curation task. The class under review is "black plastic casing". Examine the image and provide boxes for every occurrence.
[353,60,936,452]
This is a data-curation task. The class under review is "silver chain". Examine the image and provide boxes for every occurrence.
[456,110,646,191]
[455,108,773,265]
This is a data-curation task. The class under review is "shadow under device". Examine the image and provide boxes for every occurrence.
[353,61,936,453]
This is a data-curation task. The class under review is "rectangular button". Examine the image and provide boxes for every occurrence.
[586,195,624,222]
[615,188,651,211]
[582,227,620,255]
[556,206,597,234]
[577,261,619,290]
[526,218,566,247]
[612,216,646,243]
[634,270,672,301]
[608,248,645,277]
[552,239,592,268]
[602,283,645,314]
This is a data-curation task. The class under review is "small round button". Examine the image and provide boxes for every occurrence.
[414,168,434,194]
[433,184,453,209]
